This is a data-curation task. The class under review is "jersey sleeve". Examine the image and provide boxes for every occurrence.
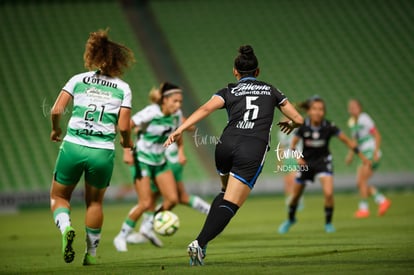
[295,124,305,137]
[131,105,156,127]
[176,109,184,127]
[330,121,341,136]
[62,74,81,95]
[360,113,375,132]
[214,88,227,107]
[272,87,287,107]
[121,84,132,109]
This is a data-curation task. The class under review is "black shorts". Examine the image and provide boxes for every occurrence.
[215,135,269,189]
[296,155,333,184]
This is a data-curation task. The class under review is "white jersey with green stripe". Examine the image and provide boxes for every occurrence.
[165,142,179,164]
[348,112,376,152]
[132,104,182,165]
[62,71,132,150]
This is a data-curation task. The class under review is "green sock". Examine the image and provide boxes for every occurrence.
[118,217,136,238]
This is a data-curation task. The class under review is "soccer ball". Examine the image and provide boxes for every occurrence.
[153,211,180,236]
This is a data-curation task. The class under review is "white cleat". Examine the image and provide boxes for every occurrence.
[126,231,149,244]
[141,229,163,248]
[113,235,128,252]
[188,240,205,266]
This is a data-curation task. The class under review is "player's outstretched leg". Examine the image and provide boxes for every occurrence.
[139,212,163,247]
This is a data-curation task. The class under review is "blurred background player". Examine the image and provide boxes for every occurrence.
[113,82,182,252]
[346,99,391,218]
[164,45,303,266]
[278,96,371,234]
[277,114,304,210]
[49,29,134,265]
[126,87,211,246]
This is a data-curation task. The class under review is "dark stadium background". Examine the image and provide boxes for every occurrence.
[0,0,413,209]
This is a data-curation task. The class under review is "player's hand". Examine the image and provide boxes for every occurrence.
[277,120,296,134]
[50,128,62,142]
[373,150,380,162]
[297,158,306,166]
[178,153,187,165]
[164,130,182,147]
[123,148,134,165]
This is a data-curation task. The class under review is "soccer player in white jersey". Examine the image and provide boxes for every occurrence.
[125,88,211,247]
[49,29,134,265]
[346,99,391,218]
[113,82,184,252]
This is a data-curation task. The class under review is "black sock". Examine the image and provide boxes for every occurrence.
[210,190,225,209]
[154,205,164,216]
[288,205,298,222]
[325,206,334,224]
[196,199,239,248]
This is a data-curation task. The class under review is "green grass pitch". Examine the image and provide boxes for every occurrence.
[1,191,413,274]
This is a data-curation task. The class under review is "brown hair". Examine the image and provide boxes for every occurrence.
[148,87,161,104]
[299,95,326,112]
[83,29,135,77]
[159,82,181,104]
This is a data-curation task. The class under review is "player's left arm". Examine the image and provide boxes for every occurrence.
[337,131,371,166]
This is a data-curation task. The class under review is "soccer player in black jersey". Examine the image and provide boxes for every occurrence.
[164,45,304,266]
[278,96,371,234]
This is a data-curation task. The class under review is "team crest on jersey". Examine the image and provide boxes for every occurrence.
[312,131,320,139]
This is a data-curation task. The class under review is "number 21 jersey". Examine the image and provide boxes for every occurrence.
[62,71,132,150]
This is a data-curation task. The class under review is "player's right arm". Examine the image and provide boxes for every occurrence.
[337,132,371,166]
[164,95,224,146]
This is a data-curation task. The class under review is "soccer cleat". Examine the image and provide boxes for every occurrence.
[278,219,296,234]
[141,229,163,248]
[62,226,76,263]
[82,252,97,265]
[325,223,336,233]
[113,235,128,252]
[378,199,391,216]
[354,209,370,218]
[187,240,205,266]
[126,231,149,244]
